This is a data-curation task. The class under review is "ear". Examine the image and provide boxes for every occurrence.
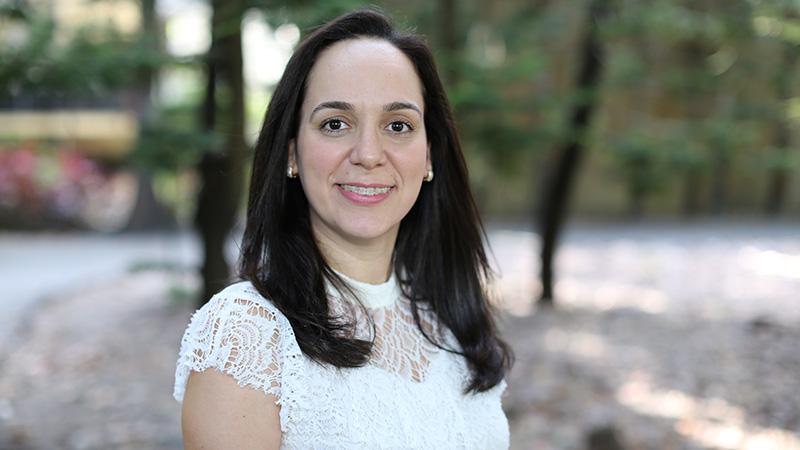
[426,141,432,172]
[288,139,297,171]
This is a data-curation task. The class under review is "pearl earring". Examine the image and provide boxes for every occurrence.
[424,169,434,182]
[287,167,297,178]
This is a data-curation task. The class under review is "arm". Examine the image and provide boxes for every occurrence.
[182,369,282,450]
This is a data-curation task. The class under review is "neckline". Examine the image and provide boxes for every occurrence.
[327,268,402,309]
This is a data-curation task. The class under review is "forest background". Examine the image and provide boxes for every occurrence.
[1,0,799,302]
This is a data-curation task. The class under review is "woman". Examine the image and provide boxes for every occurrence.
[174,9,512,449]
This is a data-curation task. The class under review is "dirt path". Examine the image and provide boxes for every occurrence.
[0,272,191,449]
[1,223,798,449]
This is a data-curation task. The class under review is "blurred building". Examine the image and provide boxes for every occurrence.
[0,0,141,158]
[0,0,144,230]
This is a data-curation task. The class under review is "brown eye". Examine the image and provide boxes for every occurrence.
[320,118,349,133]
[388,121,412,133]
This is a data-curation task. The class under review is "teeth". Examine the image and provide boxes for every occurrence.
[340,184,391,196]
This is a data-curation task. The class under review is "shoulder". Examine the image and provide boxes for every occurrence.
[184,280,296,350]
[174,280,299,403]
[207,280,275,309]
[195,281,288,328]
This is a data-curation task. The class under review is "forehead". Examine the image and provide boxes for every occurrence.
[304,38,424,111]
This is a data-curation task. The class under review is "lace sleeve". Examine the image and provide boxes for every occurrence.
[173,282,294,404]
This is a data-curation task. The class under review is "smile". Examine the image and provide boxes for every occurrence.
[338,184,392,196]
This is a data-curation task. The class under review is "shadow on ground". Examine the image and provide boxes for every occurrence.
[503,305,800,450]
[1,222,799,449]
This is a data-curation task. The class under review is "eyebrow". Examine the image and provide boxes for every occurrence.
[311,101,354,118]
[309,100,422,120]
[384,101,422,118]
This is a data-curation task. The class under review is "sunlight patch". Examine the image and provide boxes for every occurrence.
[739,247,800,279]
[617,371,800,450]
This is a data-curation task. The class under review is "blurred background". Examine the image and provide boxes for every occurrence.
[0,0,798,448]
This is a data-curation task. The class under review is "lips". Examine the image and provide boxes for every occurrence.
[337,183,393,205]
[338,184,392,196]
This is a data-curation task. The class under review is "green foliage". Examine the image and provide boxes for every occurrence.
[4,0,799,218]
[0,16,166,100]
[763,146,798,170]
[131,123,219,173]
[605,133,669,197]
[446,15,556,177]
[664,129,710,173]
[252,0,374,33]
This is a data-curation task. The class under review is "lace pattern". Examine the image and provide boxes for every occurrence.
[174,279,509,449]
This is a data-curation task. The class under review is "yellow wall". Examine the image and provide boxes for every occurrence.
[0,111,138,158]
[30,0,141,38]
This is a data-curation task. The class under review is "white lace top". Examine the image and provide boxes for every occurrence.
[174,271,509,449]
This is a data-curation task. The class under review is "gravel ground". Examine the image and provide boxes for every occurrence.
[0,222,798,449]
[0,272,191,449]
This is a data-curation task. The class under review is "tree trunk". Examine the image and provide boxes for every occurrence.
[681,169,701,217]
[437,0,458,86]
[765,45,797,217]
[538,0,610,305]
[124,170,173,230]
[766,168,788,216]
[195,1,247,306]
[680,43,710,219]
[628,188,644,221]
[124,0,172,231]
[708,144,729,216]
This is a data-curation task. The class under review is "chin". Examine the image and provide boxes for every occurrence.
[339,221,399,243]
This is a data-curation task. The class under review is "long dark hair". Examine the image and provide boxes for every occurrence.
[239,9,512,393]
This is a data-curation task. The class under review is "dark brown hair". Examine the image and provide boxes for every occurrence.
[240,9,511,393]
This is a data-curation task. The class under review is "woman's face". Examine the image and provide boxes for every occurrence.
[290,38,431,251]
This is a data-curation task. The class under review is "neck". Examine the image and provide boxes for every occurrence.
[313,228,396,285]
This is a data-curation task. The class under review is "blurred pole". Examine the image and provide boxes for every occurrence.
[681,43,707,219]
[709,0,753,217]
[437,0,458,86]
[766,44,797,217]
[709,96,733,217]
[124,0,173,231]
[195,0,247,306]
[538,0,610,305]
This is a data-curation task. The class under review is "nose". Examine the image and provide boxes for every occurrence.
[349,127,386,170]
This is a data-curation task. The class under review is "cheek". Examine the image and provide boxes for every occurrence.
[403,143,430,175]
[297,137,339,176]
